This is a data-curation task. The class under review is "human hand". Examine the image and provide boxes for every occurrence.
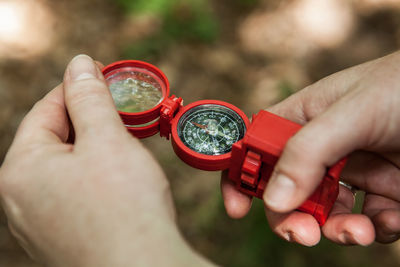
[221,52,400,246]
[0,55,211,267]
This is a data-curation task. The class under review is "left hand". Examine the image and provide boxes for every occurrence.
[0,55,212,267]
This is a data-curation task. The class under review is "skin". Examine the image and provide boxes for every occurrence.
[1,52,399,265]
[221,51,400,246]
[0,55,213,267]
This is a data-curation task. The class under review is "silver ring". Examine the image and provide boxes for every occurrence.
[339,181,358,195]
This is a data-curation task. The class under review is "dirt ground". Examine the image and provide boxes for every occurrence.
[0,0,400,266]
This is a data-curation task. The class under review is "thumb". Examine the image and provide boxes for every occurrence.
[263,90,370,213]
[63,55,126,141]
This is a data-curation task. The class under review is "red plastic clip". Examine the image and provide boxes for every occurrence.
[241,151,262,188]
[160,95,183,139]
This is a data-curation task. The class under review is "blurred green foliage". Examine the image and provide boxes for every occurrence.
[278,80,297,100]
[116,0,218,60]
[116,0,172,14]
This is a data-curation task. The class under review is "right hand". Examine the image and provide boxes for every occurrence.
[221,51,400,246]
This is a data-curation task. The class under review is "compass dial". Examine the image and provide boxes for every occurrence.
[177,104,247,155]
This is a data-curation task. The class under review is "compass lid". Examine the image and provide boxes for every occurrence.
[102,60,170,126]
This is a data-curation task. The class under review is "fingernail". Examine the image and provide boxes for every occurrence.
[68,54,97,81]
[339,232,358,245]
[353,235,368,246]
[264,173,296,210]
[386,234,400,241]
[338,232,348,244]
[283,232,292,242]
[284,231,315,247]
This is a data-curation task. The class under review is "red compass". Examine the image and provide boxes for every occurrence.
[102,60,347,225]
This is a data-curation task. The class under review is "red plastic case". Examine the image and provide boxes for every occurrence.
[102,60,347,225]
[228,110,347,225]
[170,100,251,171]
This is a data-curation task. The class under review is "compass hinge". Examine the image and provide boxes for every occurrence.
[160,95,183,140]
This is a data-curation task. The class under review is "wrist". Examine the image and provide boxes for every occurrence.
[62,220,213,267]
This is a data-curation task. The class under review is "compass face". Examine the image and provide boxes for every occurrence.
[106,69,164,113]
[177,104,247,155]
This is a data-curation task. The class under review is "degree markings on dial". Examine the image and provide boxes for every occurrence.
[217,115,227,127]
[179,106,245,155]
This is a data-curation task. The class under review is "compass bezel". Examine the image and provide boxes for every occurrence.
[171,100,250,171]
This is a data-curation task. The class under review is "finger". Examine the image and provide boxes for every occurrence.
[263,88,375,213]
[266,52,399,126]
[63,54,126,141]
[363,194,400,243]
[220,171,252,219]
[373,209,400,243]
[342,151,400,202]
[266,53,379,125]
[10,85,69,148]
[322,186,375,245]
[264,208,321,246]
[341,152,400,243]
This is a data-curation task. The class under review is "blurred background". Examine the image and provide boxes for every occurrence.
[0,0,400,266]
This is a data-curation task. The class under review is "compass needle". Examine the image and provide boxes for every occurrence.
[191,121,207,129]
[217,131,232,140]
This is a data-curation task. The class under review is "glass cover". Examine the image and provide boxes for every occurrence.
[106,68,164,113]
[177,104,246,155]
